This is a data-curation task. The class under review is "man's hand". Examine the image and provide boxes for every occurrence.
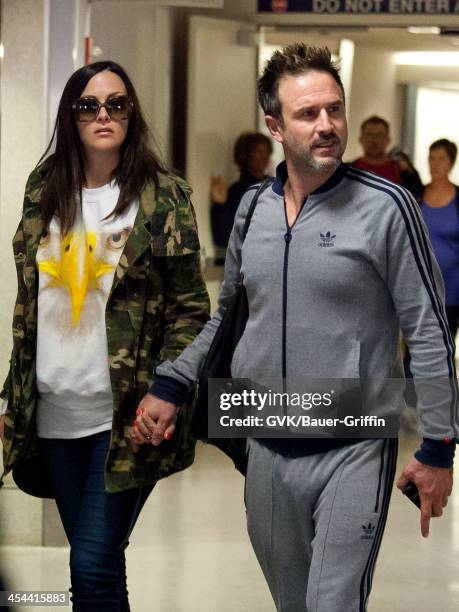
[397,457,453,538]
[130,394,178,453]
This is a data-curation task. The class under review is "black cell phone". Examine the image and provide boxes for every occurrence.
[402,481,421,509]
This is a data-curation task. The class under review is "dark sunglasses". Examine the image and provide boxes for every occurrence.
[72,95,133,122]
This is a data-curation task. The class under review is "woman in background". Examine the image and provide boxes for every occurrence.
[421,138,459,344]
[210,132,273,255]
[0,61,209,611]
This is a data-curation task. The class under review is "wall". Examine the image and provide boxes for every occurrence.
[413,86,459,185]
[186,16,257,267]
[346,46,402,162]
[0,0,48,399]
[90,3,174,166]
[0,0,48,545]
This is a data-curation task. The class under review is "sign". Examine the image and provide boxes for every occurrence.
[259,0,459,14]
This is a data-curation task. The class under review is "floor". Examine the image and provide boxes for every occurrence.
[1,438,458,612]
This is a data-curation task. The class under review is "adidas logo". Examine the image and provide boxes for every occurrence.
[318,231,336,247]
[361,522,376,540]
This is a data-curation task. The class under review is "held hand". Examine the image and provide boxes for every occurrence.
[210,176,228,204]
[130,393,178,453]
[397,457,453,538]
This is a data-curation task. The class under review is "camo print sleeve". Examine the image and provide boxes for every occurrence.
[0,219,28,403]
[159,251,211,364]
[145,174,211,363]
[155,187,256,387]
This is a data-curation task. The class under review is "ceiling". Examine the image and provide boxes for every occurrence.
[263,27,459,52]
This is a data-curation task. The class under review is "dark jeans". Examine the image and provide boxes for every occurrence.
[39,430,153,612]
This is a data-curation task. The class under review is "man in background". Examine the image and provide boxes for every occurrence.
[352,115,401,183]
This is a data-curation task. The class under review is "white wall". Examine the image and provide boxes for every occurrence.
[413,86,459,186]
[187,16,257,263]
[0,0,48,388]
[0,0,49,545]
[346,46,401,162]
[47,0,89,141]
[90,3,174,166]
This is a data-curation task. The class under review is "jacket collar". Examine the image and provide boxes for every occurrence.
[272,160,348,197]
[109,181,156,296]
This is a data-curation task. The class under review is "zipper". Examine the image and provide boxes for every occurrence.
[282,229,291,387]
[281,197,308,389]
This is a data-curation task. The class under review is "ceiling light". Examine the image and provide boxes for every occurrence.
[407,27,440,34]
[394,51,459,66]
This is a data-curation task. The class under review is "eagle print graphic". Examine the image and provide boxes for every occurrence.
[37,226,131,328]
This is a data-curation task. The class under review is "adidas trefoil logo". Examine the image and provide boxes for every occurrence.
[318,231,336,247]
[361,522,376,540]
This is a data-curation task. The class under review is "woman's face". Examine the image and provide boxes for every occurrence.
[428,147,453,182]
[75,70,130,156]
[247,142,272,177]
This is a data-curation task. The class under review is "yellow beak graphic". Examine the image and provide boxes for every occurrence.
[38,230,114,326]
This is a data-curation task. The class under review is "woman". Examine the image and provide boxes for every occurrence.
[420,139,459,342]
[0,61,210,611]
[210,131,272,252]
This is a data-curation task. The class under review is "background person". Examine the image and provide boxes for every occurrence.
[390,147,424,202]
[420,138,459,344]
[352,115,401,183]
[210,131,272,252]
[0,61,210,611]
[352,116,423,201]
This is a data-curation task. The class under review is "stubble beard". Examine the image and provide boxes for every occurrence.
[291,144,342,174]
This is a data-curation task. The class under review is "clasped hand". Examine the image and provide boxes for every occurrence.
[130,393,178,453]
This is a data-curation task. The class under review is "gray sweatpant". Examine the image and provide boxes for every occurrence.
[245,438,398,612]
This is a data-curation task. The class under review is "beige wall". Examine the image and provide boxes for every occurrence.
[186,16,257,263]
[0,0,49,544]
[346,46,402,162]
[0,0,48,388]
[90,3,174,166]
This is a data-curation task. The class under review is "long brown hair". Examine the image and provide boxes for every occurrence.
[39,61,166,235]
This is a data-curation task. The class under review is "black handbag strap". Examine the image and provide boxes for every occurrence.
[241,177,275,243]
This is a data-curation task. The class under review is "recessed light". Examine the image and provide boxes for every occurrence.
[394,51,459,66]
[407,27,440,34]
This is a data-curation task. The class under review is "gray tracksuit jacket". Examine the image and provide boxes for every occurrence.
[154,162,458,465]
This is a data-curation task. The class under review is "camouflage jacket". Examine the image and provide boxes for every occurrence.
[1,165,210,494]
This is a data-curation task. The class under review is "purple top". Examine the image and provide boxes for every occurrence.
[421,195,459,306]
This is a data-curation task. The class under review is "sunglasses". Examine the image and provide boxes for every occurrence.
[72,95,133,122]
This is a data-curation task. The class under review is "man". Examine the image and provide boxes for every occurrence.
[132,45,456,611]
[352,115,402,183]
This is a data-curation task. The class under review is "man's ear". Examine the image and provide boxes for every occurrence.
[265,115,283,144]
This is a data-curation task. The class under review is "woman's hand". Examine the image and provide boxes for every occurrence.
[210,176,228,204]
[130,394,178,452]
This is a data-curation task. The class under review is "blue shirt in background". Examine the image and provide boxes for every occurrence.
[421,196,459,306]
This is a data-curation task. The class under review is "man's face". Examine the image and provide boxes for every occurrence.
[359,122,390,160]
[265,70,347,173]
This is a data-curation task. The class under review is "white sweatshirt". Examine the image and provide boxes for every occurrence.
[35,182,138,438]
